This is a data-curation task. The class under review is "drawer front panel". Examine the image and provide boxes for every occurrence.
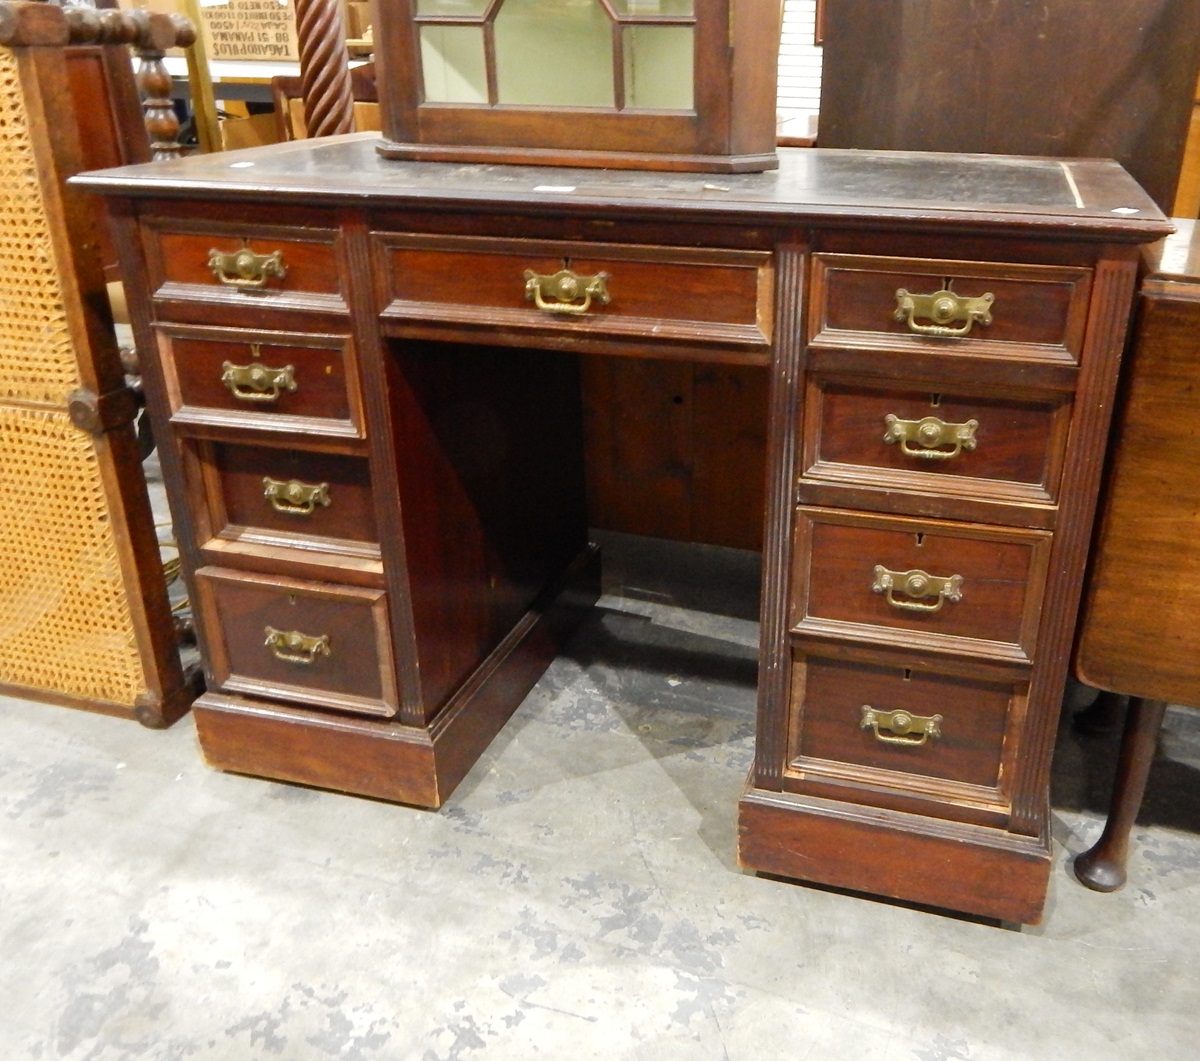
[146,222,343,303]
[787,651,1020,797]
[195,568,397,717]
[810,254,1091,358]
[378,234,772,347]
[792,509,1050,660]
[200,441,377,548]
[803,378,1069,503]
[159,327,360,434]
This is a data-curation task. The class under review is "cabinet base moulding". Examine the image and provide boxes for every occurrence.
[193,544,601,807]
[737,787,1052,924]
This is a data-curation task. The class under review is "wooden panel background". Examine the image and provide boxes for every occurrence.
[580,358,769,551]
[818,0,1200,212]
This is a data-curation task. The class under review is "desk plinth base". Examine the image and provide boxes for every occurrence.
[193,545,600,808]
[738,787,1052,925]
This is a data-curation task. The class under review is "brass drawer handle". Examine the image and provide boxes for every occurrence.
[872,565,963,613]
[208,247,286,290]
[524,268,610,315]
[264,625,330,665]
[263,476,330,516]
[861,705,943,747]
[894,285,993,337]
[883,414,978,460]
[221,360,297,403]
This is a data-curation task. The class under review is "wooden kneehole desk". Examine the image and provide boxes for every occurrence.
[77,138,1168,923]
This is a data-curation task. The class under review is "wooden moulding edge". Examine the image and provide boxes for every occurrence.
[737,786,1052,924]
[193,542,601,808]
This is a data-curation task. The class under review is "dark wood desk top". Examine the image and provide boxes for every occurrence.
[76,135,1170,241]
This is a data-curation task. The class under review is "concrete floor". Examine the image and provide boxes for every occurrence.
[2,532,1198,1060]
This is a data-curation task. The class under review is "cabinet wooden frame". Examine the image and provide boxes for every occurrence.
[373,0,783,172]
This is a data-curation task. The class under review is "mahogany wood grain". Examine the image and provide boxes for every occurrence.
[804,378,1069,505]
[1077,236,1200,705]
[1072,222,1200,890]
[191,544,600,807]
[376,235,772,354]
[691,363,770,550]
[373,0,780,172]
[751,244,809,790]
[789,652,1016,794]
[384,340,589,724]
[1073,697,1170,892]
[581,356,694,543]
[195,566,397,717]
[77,143,1166,918]
[200,440,377,546]
[792,508,1050,662]
[810,255,1091,359]
[151,229,343,299]
[1006,252,1141,836]
[577,339,769,552]
[159,326,361,434]
[739,788,1051,926]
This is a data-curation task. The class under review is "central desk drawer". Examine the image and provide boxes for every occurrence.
[376,234,772,350]
[791,508,1052,662]
[195,567,398,718]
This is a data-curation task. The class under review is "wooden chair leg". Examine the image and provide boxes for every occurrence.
[1074,696,1169,892]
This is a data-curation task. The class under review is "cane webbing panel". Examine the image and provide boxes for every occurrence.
[0,47,83,406]
[0,46,149,707]
[0,406,147,705]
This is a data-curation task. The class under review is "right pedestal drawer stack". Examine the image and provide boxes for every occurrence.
[741,235,1139,923]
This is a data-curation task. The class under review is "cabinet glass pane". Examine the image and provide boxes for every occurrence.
[610,0,694,14]
[421,26,488,103]
[416,0,490,13]
[623,25,693,109]
[494,0,615,107]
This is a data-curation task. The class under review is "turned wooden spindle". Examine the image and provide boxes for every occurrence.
[293,0,354,138]
[130,10,193,160]
[61,4,195,160]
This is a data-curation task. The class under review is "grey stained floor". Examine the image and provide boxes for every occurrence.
[2,532,1199,1060]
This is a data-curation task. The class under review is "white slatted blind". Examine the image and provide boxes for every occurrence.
[776,0,822,140]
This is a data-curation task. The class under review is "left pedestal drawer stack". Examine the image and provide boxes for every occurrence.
[112,197,598,806]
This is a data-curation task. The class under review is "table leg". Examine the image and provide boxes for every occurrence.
[1073,696,1169,892]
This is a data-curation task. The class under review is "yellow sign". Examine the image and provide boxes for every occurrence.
[200,0,300,63]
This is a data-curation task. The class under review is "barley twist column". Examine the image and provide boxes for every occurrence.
[293,0,354,138]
